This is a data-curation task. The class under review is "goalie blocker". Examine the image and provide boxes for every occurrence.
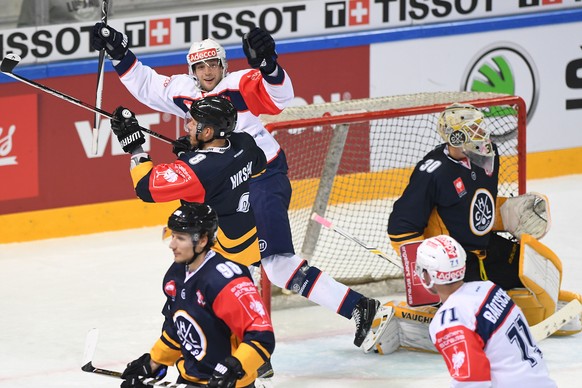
[365,234,582,354]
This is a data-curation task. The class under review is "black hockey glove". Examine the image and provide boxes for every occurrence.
[111,106,145,154]
[172,135,192,157]
[120,353,168,388]
[242,27,278,74]
[207,356,244,388]
[91,22,128,60]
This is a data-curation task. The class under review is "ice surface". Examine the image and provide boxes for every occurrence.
[1,175,581,387]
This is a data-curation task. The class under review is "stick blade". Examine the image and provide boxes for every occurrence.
[1,53,21,73]
[82,328,99,369]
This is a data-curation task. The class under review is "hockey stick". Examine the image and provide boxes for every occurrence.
[530,298,582,342]
[0,54,176,146]
[92,0,110,155]
[310,212,403,270]
[82,328,202,387]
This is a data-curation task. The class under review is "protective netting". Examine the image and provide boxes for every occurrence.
[262,92,525,285]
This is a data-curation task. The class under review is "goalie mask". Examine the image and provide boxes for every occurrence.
[415,235,466,290]
[437,103,495,174]
[186,38,228,80]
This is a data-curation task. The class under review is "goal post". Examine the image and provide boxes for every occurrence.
[259,91,527,311]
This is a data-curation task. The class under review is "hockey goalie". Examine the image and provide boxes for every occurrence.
[364,103,582,355]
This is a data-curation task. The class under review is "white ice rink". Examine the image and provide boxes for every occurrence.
[1,175,581,387]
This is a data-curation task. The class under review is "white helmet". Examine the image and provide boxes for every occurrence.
[437,103,495,174]
[186,38,228,78]
[415,235,466,289]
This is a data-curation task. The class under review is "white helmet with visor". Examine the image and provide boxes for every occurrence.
[186,38,228,79]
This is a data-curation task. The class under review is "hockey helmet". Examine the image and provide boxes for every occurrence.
[166,202,218,245]
[437,103,495,174]
[186,96,237,138]
[415,235,466,289]
[186,38,227,78]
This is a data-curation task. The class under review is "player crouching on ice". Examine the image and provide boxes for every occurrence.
[363,103,581,355]
[119,203,274,388]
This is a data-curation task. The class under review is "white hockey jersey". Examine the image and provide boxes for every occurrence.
[114,50,294,162]
[429,281,556,387]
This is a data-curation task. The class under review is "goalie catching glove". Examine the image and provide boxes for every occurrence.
[242,27,278,74]
[500,192,551,240]
[120,353,168,388]
[111,106,145,154]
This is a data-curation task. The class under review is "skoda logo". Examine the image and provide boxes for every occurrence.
[462,43,539,122]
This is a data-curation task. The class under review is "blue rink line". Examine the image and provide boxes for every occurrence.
[0,8,581,84]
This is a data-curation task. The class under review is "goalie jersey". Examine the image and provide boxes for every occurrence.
[150,250,274,386]
[429,281,555,387]
[130,132,267,266]
[388,143,500,252]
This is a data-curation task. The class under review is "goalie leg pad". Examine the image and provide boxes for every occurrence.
[555,290,582,336]
[364,301,437,355]
[517,234,562,325]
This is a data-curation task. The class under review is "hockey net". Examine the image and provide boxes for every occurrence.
[260,91,526,308]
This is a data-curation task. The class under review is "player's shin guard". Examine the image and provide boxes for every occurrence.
[261,254,362,318]
[363,301,437,354]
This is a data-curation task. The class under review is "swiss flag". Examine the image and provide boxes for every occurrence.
[349,0,369,25]
[454,177,466,197]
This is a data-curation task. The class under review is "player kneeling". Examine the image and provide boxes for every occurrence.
[120,203,274,388]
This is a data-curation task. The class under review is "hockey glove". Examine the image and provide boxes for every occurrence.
[120,353,167,388]
[207,356,244,388]
[242,27,278,74]
[91,22,128,60]
[111,106,145,154]
[172,135,192,157]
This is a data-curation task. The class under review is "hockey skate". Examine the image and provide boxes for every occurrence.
[352,297,380,347]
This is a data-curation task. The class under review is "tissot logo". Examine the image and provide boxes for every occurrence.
[325,1,370,28]
[462,43,539,121]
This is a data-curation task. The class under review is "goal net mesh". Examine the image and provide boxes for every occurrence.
[261,92,525,287]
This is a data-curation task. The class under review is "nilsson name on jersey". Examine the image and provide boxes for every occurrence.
[230,161,253,189]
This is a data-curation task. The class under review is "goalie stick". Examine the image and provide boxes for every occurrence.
[311,212,403,270]
[0,54,177,146]
[530,298,582,342]
[92,0,110,155]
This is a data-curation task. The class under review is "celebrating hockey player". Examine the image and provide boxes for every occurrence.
[119,203,274,388]
[92,23,379,348]
[363,103,581,354]
[415,235,556,386]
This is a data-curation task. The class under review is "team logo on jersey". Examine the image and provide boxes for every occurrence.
[236,192,251,213]
[470,189,495,236]
[436,329,470,379]
[173,310,207,360]
[453,177,466,198]
[164,280,177,299]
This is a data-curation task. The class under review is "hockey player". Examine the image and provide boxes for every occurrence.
[112,96,266,266]
[363,103,581,354]
[415,235,556,386]
[92,24,379,348]
[119,203,274,388]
